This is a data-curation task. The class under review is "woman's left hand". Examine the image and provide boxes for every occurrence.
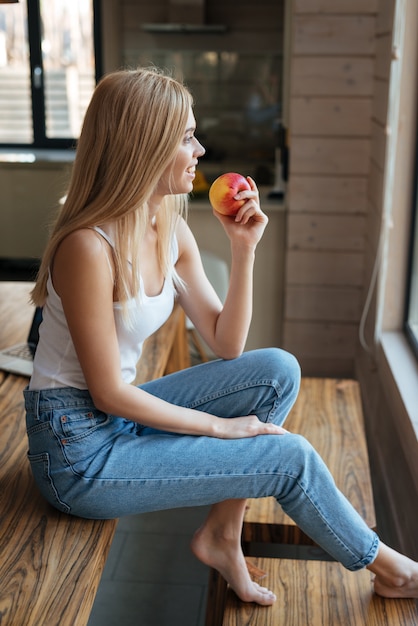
[213,176,268,249]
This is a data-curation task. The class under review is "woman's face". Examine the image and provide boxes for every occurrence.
[155,107,205,198]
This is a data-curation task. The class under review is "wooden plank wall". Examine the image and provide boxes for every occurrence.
[283,0,378,376]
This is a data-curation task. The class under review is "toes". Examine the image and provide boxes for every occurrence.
[253,582,276,603]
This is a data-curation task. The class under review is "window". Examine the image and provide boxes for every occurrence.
[405,134,418,359]
[0,0,101,148]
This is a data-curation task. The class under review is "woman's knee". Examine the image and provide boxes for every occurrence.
[264,347,301,409]
[241,348,300,425]
[250,347,300,384]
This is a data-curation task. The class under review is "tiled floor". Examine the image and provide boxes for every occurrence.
[86,505,334,626]
[87,506,212,626]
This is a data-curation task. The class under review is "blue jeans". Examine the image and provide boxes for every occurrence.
[24,347,378,571]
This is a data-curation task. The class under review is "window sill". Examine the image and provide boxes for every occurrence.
[0,149,75,164]
[378,332,418,450]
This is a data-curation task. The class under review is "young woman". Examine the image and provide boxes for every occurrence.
[24,67,418,606]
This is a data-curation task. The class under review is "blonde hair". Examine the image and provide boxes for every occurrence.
[32,67,192,310]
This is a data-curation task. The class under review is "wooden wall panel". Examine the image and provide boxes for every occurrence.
[291,57,374,96]
[283,2,376,375]
[288,175,368,214]
[290,97,371,136]
[285,250,364,287]
[293,16,375,55]
[287,214,366,251]
[376,0,395,33]
[283,321,359,358]
[291,138,370,175]
[285,285,362,322]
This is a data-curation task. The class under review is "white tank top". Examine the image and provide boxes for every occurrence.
[29,229,178,390]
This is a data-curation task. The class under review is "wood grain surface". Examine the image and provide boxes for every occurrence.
[0,282,189,626]
[222,557,418,626]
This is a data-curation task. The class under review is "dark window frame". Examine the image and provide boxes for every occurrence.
[404,124,418,360]
[0,0,102,150]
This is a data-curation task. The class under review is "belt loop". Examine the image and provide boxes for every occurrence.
[34,389,41,418]
[23,386,41,419]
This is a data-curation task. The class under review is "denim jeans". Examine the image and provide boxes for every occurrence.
[24,347,378,571]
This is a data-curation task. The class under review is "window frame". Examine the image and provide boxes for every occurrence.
[0,0,102,150]
[404,126,418,360]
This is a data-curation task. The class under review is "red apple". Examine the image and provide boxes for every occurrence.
[209,172,251,216]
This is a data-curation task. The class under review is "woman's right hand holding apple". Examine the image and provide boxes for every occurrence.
[210,174,268,250]
[196,172,269,360]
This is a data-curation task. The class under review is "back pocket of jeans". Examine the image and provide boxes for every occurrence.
[27,452,71,514]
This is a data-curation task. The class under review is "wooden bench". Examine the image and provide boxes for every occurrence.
[0,281,190,626]
[205,377,378,626]
[220,557,418,625]
[243,377,376,548]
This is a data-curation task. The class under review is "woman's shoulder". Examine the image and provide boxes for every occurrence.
[55,228,113,269]
[175,216,198,253]
[53,228,115,297]
[173,216,202,280]
[59,227,109,252]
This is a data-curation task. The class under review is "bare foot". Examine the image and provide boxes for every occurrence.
[374,575,418,599]
[373,562,418,600]
[191,524,276,605]
[368,543,418,599]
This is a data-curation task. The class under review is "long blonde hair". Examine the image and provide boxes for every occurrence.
[32,67,192,309]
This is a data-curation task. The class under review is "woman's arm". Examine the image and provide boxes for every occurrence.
[52,228,284,439]
[176,176,268,359]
